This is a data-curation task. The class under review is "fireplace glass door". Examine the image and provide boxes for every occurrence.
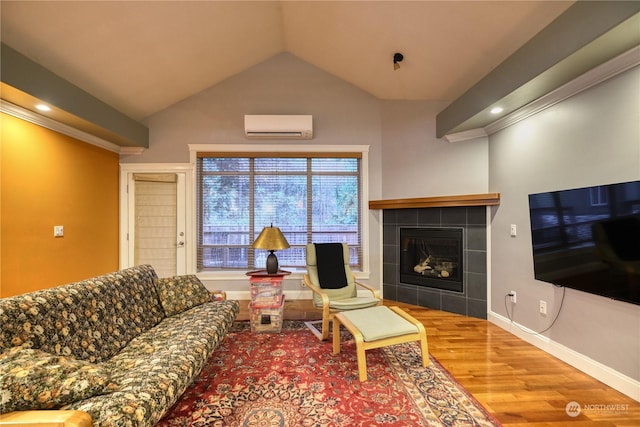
[400,227,463,292]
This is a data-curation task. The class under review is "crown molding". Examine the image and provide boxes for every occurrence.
[486,45,640,135]
[441,128,488,143]
[119,146,147,155]
[1,100,146,155]
[443,45,640,141]
[1,43,148,147]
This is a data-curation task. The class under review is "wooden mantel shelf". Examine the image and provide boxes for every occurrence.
[369,193,500,210]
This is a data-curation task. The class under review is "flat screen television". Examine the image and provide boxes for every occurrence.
[528,180,640,306]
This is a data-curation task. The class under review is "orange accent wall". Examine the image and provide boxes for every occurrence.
[1,113,119,297]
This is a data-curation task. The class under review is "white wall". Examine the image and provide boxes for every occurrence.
[489,66,640,390]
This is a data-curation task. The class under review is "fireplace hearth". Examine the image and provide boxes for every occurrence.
[400,227,463,292]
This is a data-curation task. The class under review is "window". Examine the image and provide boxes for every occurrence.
[590,186,609,207]
[196,151,362,271]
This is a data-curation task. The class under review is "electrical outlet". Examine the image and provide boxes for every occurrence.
[539,300,547,315]
[509,291,517,303]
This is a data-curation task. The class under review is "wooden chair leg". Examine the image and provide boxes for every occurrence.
[354,333,368,381]
[389,306,430,367]
[332,317,341,354]
[321,315,330,341]
[419,333,429,368]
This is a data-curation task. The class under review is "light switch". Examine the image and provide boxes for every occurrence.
[510,224,517,237]
[54,225,64,237]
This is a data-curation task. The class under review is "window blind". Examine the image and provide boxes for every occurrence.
[196,152,362,271]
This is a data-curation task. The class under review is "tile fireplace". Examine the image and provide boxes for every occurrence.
[382,206,488,319]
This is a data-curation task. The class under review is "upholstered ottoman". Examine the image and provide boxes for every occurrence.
[332,305,429,381]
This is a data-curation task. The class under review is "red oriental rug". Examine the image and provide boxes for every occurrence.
[157,321,501,426]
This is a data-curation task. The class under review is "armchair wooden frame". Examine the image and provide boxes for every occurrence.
[333,306,429,381]
[303,273,382,341]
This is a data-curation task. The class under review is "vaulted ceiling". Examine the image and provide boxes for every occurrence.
[1,1,639,147]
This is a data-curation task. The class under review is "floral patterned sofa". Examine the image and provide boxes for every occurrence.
[0,264,239,427]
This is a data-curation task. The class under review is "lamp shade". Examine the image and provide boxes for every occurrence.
[253,225,289,274]
[252,225,290,251]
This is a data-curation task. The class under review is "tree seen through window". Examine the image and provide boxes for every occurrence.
[197,155,361,270]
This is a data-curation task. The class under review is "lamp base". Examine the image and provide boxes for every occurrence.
[266,251,279,274]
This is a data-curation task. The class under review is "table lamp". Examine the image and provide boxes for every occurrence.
[252,224,290,274]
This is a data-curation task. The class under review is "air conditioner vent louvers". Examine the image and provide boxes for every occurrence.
[244,115,313,139]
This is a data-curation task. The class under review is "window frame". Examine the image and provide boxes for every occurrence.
[188,144,371,280]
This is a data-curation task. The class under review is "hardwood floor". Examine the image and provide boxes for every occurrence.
[238,299,640,426]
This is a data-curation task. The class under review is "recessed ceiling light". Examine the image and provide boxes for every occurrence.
[490,107,503,115]
[36,104,51,112]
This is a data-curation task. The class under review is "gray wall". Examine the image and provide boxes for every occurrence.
[381,100,489,198]
[489,66,640,382]
[123,53,385,294]
[124,53,382,165]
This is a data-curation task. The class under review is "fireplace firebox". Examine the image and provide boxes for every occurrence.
[400,227,463,292]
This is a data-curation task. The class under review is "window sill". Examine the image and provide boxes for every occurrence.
[195,268,370,282]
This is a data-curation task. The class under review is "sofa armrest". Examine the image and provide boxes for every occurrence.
[0,410,92,427]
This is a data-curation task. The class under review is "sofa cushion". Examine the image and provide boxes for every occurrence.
[0,265,165,363]
[154,275,211,316]
[65,300,240,427]
[0,346,116,413]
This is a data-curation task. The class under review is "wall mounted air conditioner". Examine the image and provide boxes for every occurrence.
[244,115,313,139]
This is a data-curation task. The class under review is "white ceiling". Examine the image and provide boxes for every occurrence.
[1,1,574,122]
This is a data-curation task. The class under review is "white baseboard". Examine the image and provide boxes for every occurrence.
[488,311,640,402]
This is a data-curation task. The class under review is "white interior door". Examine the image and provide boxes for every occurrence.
[123,171,187,277]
